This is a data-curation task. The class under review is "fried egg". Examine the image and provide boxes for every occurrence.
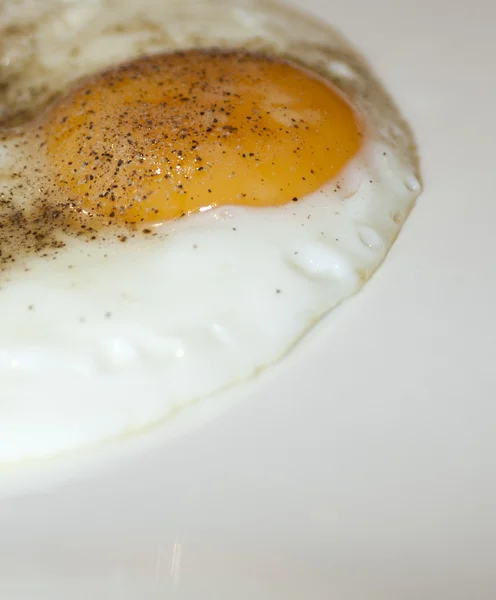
[0,0,421,464]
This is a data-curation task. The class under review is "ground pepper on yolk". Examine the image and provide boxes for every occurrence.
[42,49,362,225]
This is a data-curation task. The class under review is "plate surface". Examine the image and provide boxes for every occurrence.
[1,0,495,598]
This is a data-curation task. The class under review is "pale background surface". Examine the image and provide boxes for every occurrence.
[1,0,495,598]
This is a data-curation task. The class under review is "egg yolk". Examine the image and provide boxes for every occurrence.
[43,50,362,225]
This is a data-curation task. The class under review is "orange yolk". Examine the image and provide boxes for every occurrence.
[43,50,362,225]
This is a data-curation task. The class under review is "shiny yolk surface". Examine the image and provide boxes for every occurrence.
[43,50,362,224]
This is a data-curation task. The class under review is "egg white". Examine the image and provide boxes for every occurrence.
[0,0,421,464]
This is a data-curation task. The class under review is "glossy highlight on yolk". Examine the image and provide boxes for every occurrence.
[43,49,362,224]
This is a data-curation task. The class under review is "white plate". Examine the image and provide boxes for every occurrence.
[1,0,495,598]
